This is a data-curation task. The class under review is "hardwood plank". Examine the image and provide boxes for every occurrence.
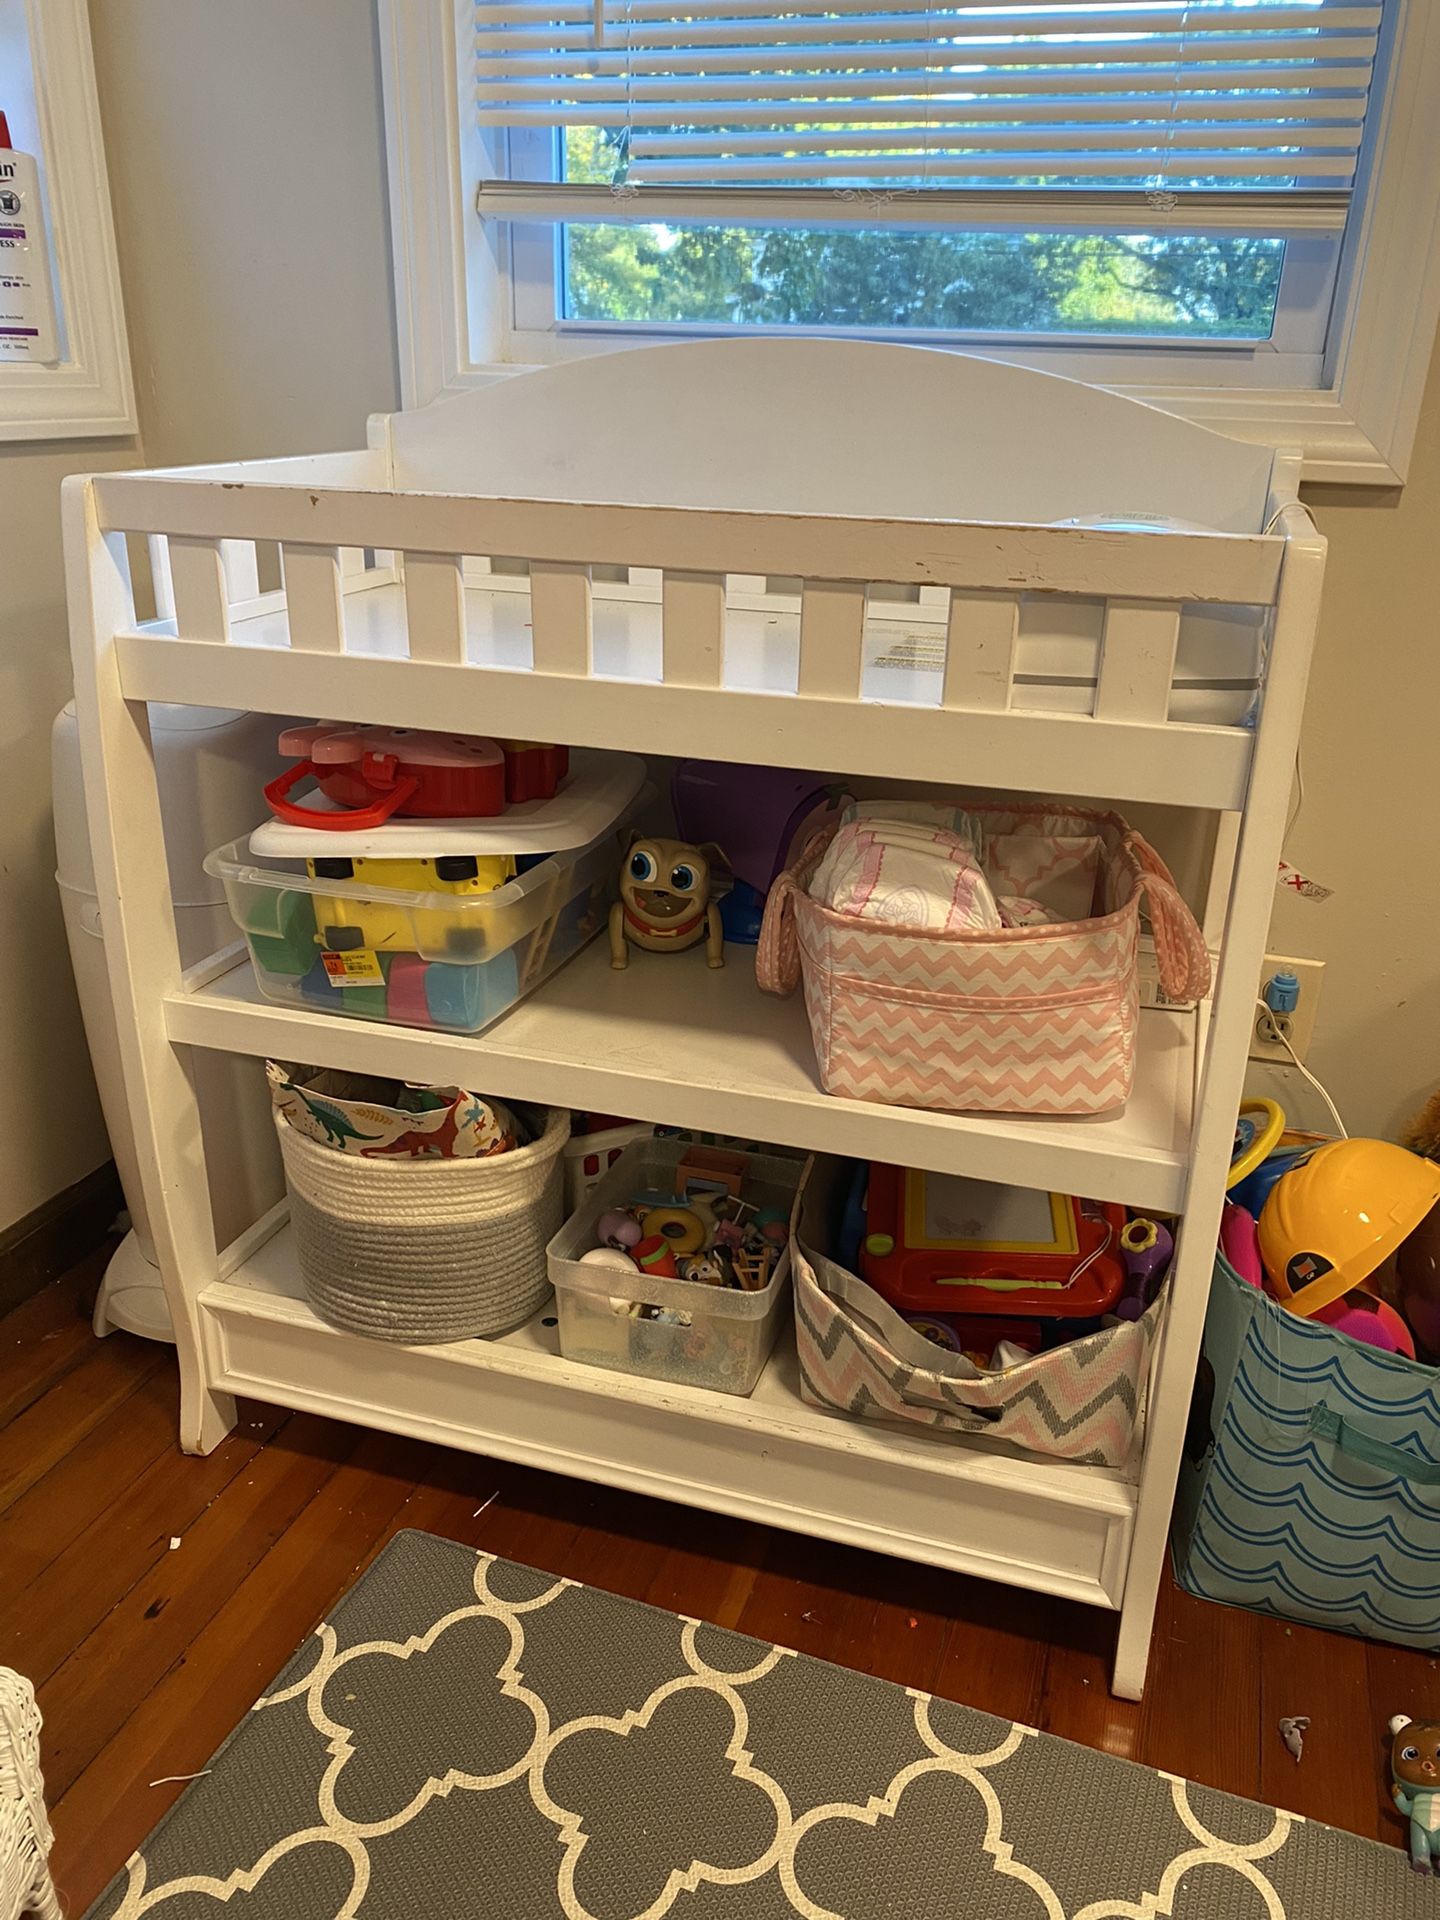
[559,1484,684,1605]
[1257,1614,1380,1837]
[37,1410,356,1801]
[0,1332,166,1515]
[644,1514,765,1631]
[0,1259,106,1426]
[0,1365,177,1596]
[2,1402,290,1686]
[1039,1603,1142,1760]
[1136,1573,1261,1799]
[932,1578,1056,1730]
[839,1556,952,1694]
[735,1534,893,1672]
[50,1427,435,1914]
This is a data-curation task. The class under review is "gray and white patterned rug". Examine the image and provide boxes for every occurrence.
[86,1529,1429,1918]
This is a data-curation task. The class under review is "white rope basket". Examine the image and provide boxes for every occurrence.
[276,1106,567,1343]
[0,1670,60,1920]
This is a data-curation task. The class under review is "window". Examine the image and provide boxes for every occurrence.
[379,0,1440,482]
[0,0,132,438]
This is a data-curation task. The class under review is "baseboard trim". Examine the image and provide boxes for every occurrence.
[0,1161,124,1317]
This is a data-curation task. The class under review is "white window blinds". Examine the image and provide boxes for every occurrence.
[475,0,1386,229]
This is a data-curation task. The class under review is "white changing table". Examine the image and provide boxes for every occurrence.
[63,339,1324,1698]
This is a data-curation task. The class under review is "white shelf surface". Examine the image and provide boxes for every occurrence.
[201,1216,1138,1611]
[168,941,1202,1213]
[117,578,1258,811]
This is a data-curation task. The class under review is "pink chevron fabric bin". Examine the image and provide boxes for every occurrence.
[757,805,1210,1117]
[792,1240,1157,1467]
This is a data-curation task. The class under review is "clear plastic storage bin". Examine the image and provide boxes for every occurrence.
[547,1139,810,1395]
[204,826,621,1034]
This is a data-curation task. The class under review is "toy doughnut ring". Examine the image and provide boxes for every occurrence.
[638,1206,708,1256]
[1228,1097,1285,1190]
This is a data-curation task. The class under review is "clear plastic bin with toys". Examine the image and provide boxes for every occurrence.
[205,738,644,1035]
[547,1139,811,1395]
[207,824,624,1035]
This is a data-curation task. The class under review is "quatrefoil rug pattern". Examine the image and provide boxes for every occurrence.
[86,1530,1425,1919]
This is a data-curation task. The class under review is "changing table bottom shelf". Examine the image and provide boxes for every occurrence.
[199,1217,1140,1614]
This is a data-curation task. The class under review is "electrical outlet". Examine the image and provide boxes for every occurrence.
[1249,953,1325,1064]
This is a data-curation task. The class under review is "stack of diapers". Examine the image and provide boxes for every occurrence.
[808,800,1101,931]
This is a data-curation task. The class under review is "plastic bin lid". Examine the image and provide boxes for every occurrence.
[246,749,645,858]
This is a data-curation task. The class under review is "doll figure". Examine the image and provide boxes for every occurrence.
[1390,1716,1440,1872]
[609,837,725,969]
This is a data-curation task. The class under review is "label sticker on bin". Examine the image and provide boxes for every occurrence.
[321,949,386,987]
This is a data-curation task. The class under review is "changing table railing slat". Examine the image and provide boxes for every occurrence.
[942,589,1020,714]
[220,540,260,604]
[147,535,174,623]
[402,551,468,664]
[167,536,231,645]
[798,579,866,700]
[1095,601,1183,724]
[662,570,726,688]
[530,560,593,676]
[280,544,347,655]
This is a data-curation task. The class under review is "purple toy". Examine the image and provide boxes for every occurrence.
[1116,1217,1174,1321]
[672,761,846,896]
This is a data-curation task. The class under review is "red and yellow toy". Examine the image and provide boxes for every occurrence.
[860,1166,1127,1319]
[305,850,517,957]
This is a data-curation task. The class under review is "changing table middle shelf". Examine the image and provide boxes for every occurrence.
[169,941,1203,1212]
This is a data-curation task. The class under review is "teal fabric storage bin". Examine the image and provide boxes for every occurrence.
[1172,1251,1440,1649]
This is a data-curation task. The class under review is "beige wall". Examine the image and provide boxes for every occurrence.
[0,441,135,1228]
[0,1,399,1234]
[89,0,400,464]
[1275,350,1440,1142]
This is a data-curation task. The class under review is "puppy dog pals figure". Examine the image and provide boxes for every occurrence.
[610,836,725,970]
[1390,1716,1440,1872]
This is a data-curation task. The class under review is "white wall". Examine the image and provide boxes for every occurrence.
[0,443,134,1229]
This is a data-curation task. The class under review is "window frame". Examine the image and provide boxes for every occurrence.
[379,0,1440,485]
[0,0,133,441]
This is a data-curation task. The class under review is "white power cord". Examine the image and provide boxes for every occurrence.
[1254,997,1348,1140]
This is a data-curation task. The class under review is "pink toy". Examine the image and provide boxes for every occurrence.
[385,954,434,1029]
[1316,1292,1415,1358]
[1221,1201,1265,1287]
[1225,1200,1415,1356]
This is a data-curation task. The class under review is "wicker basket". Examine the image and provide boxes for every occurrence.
[0,1669,59,1920]
[276,1105,567,1343]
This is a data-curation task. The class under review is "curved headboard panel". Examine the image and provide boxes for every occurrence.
[389,339,1275,534]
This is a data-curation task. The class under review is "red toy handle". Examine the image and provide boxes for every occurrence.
[262,761,421,831]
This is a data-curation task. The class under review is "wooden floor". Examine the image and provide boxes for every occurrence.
[3,1254,1426,1912]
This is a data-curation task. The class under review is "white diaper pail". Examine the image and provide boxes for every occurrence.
[52,703,288,1341]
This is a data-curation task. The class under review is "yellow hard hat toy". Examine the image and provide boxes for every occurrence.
[1259,1139,1440,1319]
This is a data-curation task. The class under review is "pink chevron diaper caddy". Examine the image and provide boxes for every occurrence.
[757,804,1210,1116]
